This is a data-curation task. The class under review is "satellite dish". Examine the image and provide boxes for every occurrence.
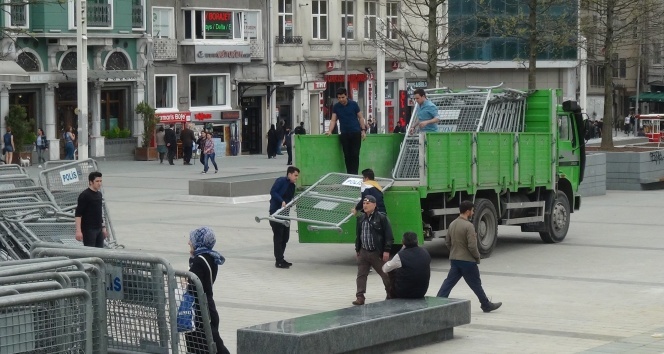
[74,108,80,115]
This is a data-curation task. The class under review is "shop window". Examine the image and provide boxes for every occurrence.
[16,52,40,72]
[152,7,174,38]
[190,74,229,108]
[155,75,176,110]
[105,52,129,70]
[311,0,327,40]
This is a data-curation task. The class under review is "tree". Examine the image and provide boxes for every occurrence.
[477,0,578,90]
[580,0,664,148]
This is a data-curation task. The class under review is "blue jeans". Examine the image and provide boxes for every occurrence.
[204,152,218,172]
[437,260,489,306]
[65,142,75,160]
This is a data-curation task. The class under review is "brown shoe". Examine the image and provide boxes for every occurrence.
[352,297,365,306]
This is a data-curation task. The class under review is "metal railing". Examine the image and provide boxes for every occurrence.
[132,5,143,28]
[10,3,27,27]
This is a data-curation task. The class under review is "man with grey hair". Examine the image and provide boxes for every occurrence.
[382,232,431,299]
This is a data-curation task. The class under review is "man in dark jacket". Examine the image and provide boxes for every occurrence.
[269,166,300,269]
[382,232,431,299]
[353,168,386,215]
[293,122,306,135]
[164,124,177,165]
[181,125,195,165]
[353,195,393,305]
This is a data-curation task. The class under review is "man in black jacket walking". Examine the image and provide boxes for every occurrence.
[353,195,393,305]
[382,231,431,299]
[164,124,177,165]
[181,124,195,165]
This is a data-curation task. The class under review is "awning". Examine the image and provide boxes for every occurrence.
[0,60,29,82]
[324,70,367,83]
[630,92,664,103]
[60,70,143,81]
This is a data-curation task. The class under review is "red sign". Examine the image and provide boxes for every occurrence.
[221,111,240,120]
[391,61,399,70]
[326,61,335,71]
[155,111,191,122]
[194,112,213,121]
[385,100,393,107]
[313,81,326,90]
[398,90,409,126]
[206,11,231,21]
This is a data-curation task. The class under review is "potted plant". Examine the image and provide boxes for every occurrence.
[134,101,159,161]
[4,105,35,164]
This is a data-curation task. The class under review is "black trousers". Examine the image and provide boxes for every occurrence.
[183,144,193,163]
[285,144,292,165]
[270,221,290,263]
[82,228,104,248]
[339,132,362,175]
[167,145,176,164]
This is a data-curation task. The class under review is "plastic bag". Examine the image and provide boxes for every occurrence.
[177,290,195,332]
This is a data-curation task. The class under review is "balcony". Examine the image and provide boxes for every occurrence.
[250,39,264,59]
[87,3,112,27]
[275,36,303,45]
[10,3,27,27]
[132,5,143,29]
[153,38,177,61]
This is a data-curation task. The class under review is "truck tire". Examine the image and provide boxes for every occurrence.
[539,191,570,243]
[473,198,498,258]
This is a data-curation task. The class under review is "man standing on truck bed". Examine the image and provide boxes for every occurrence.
[326,87,367,175]
[437,200,502,313]
[412,88,440,133]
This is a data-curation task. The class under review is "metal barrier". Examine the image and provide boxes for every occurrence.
[0,164,26,175]
[0,175,36,190]
[30,243,217,354]
[256,173,394,233]
[0,288,93,353]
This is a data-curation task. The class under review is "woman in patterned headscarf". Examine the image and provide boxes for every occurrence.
[186,226,230,354]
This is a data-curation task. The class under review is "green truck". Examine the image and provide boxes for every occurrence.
[273,87,585,257]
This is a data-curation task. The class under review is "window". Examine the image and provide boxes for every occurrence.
[558,115,572,141]
[278,0,293,38]
[132,0,145,29]
[589,63,605,87]
[152,7,174,38]
[364,1,377,40]
[190,75,229,108]
[311,0,327,40]
[184,10,245,40]
[16,52,40,72]
[653,43,661,65]
[619,58,626,78]
[6,0,28,27]
[386,2,398,40]
[341,0,354,40]
[155,75,176,110]
[106,52,129,70]
[611,54,626,78]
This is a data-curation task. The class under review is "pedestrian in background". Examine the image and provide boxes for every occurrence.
[164,124,177,165]
[269,166,300,269]
[201,132,218,174]
[63,126,76,160]
[437,200,502,313]
[181,124,196,165]
[35,128,48,167]
[382,231,431,299]
[276,120,285,155]
[196,132,206,165]
[185,226,231,354]
[75,171,107,248]
[353,195,393,305]
[294,122,306,135]
[156,126,166,164]
[2,126,13,164]
[283,126,293,165]
[326,87,367,175]
[266,124,277,159]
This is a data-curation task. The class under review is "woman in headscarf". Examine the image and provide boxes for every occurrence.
[186,226,230,354]
[266,124,277,159]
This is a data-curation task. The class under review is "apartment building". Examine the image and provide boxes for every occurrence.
[270,0,427,135]
[0,0,147,159]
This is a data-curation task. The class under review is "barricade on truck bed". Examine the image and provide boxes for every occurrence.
[30,242,217,354]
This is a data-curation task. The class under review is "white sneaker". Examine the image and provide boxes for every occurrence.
[38,165,42,168]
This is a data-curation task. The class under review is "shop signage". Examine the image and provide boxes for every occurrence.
[385,100,393,107]
[366,73,375,123]
[155,111,191,122]
[241,97,260,107]
[391,61,399,70]
[326,61,335,71]
[308,81,327,91]
[222,111,240,120]
[406,80,428,96]
[193,111,221,121]
[195,45,251,63]
[205,11,233,39]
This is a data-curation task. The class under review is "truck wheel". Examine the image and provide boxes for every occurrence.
[472,198,498,258]
[539,191,570,243]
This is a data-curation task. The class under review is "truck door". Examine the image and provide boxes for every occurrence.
[557,114,581,188]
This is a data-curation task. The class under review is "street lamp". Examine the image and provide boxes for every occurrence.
[76,0,89,160]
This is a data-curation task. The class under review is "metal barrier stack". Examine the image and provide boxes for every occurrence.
[30,242,217,354]
[256,173,394,233]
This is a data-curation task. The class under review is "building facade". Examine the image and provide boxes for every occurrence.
[1,0,147,159]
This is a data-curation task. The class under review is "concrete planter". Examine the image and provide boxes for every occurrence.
[104,138,137,158]
[578,153,606,197]
[601,149,664,190]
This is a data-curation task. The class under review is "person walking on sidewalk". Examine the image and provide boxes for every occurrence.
[353,195,393,305]
[156,126,166,164]
[35,128,48,167]
[269,166,300,269]
[165,124,177,165]
[437,200,502,313]
[201,132,218,174]
[75,172,107,248]
[181,124,195,165]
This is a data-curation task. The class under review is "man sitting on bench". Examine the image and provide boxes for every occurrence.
[382,232,431,299]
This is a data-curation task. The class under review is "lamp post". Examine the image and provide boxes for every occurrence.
[343,0,348,90]
[76,0,89,160]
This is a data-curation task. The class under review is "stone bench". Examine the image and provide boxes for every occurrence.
[189,172,283,197]
[237,297,471,354]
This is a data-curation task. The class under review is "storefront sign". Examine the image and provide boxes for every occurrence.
[366,73,375,124]
[222,111,240,120]
[326,61,335,71]
[406,80,428,97]
[308,81,327,91]
[205,11,233,39]
[243,11,259,39]
[193,111,221,121]
[155,111,191,122]
[241,97,260,107]
[391,61,399,70]
[385,100,393,107]
[195,45,251,63]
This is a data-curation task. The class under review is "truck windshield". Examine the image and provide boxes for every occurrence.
[558,115,576,147]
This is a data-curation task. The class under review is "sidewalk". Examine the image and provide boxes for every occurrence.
[22,155,664,353]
